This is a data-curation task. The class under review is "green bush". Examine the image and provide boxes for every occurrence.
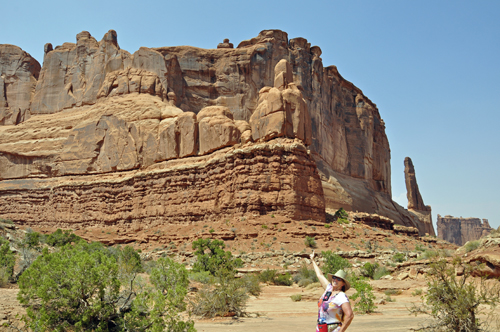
[304,236,317,248]
[293,262,319,285]
[360,262,379,279]
[0,237,15,284]
[372,266,390,280]
[392,252,406,263]
[18,242,194,332]
[189,271,215,284]
[192,274,248,318]
[321,251,351,275]
[0,266,10,287]
[464,240,480,253]
[274,273,293,286]
[22,229,41,249]
[258,269,292,286]
[350,275,377,314]
[242,274,261,297]
[259,268,277,283]
[409,258,500,331]
[192,239,242,276]
[44,229,82,247]
[290,294,302,302]
[334,208,349,224]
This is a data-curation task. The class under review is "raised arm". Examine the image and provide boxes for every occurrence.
[310,251,329,289]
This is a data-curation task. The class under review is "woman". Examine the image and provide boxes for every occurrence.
[310,251,354,332]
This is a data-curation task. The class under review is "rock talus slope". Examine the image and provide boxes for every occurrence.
[0,29,428,232]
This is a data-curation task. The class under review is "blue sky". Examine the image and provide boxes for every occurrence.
[2,0,499,229]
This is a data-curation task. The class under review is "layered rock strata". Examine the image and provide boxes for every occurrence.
[404,157,435,236]
[0,139,324,226]
[0,29,430,232]
[437,215,492,246]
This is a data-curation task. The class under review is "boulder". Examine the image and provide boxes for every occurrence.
[197,106,240,155]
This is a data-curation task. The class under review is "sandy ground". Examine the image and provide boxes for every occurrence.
[195,283,430,332]
[2,280,499,332]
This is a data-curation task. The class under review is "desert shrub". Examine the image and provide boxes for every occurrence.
[259,268,277,283]
[411,288,422,297]
[385,295,395,302]
[290,294,302,302]
[0,237,15,284]
[274,272,293,286]
[0,266,10,287]
[360,262,379,279]
[242,274,261,297]
[304,236,317,248]
[43,228,82,247]
[334,208,349,224]
[18,242,194,332]
[464,240,481,253]
[192,274,248,318]
[293,262,319,285]
[392,252,406,263]
[321,251,351,275]
[409,258,500,331]
[189,271,215,284]
[258,269,292,286]
[298,278,313,287]
[350,275,377,314]
[22,229,41,249]
[372,266,390,280]
[384,289,401,296]
[192,239,242,276]
[306,282,322,289]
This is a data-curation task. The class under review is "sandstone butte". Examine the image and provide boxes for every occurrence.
[437,215,493,246]
[0,29,434,235]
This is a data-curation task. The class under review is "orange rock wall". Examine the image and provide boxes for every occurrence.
[0,140,325,225]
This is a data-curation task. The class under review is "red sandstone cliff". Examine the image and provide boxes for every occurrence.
[0,29,427,232]
[437,215,493,246]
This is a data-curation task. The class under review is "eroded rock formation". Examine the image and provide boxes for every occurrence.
[0,29,430,232]
[0,45,40,125]
[404,157,435,236]
[437,215,493,246]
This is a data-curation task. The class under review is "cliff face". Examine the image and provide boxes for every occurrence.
[404,157,435,236]
[437,215,493,246]
[0,29,427,232]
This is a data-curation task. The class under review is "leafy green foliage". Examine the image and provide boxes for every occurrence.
[321,251,351,275]
[409,258,500,332]
[392,252,406,263]
[44,229,82,247]
[22,229,41,249]
[350,276,377,314]
[258,269,292,286]
[17,242,194,332]
[334,208,349,224]
[192,239,242,276]
[0,237,15,285]
[304,236,317,248]
[242,274,261,297]
[464,240,481,253]
[360,262,390,280]
[192,273,249,318]
[189,271,215,284]
[290,294,302,302]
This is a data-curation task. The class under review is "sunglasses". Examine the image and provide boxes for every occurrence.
[332,276,343,282]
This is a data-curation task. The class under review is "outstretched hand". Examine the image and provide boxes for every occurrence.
[310,251,315,261]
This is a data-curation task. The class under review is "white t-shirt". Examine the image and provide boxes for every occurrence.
[318,283,349,324]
